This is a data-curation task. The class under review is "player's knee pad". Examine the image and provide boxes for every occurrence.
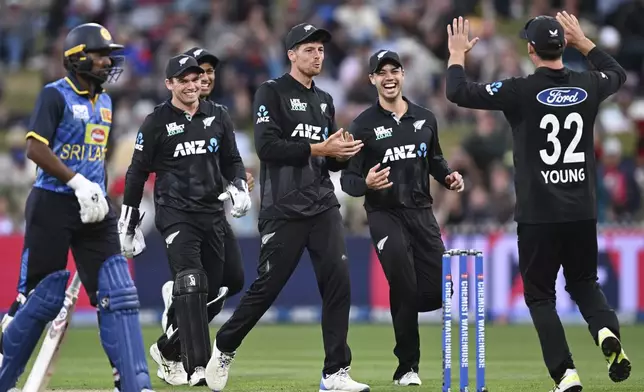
[97,255,151,392]
[0,270,69,391]
[174,269,211,373]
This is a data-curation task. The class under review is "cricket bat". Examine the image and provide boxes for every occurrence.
[22,272,82,392]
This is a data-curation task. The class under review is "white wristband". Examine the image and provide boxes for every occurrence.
[66,173,90,191]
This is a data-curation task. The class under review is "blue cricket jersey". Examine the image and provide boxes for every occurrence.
[26,74,112,195]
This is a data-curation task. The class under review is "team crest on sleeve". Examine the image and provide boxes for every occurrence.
[84,124,109,146]
[485,81,503,96]
[134,132,144,151]
[256,105,269,124]
[100,108,112,123]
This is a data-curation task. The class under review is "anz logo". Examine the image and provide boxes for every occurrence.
[536,87,587,107]
[174,138,218,157]
[291,123,324,141]
[382,143,427,163]
[134,132,144,151]
[207,137,219,153]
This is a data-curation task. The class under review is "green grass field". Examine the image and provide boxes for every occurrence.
[16,324,643,391]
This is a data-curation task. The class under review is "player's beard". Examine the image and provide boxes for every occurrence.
[299,62,322,78]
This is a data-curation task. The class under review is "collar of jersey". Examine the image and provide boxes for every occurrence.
[167,98,208,117]
[535,66,569,76]
[64,73,105,96]
[376,96,416,119]
[284,72,317,92]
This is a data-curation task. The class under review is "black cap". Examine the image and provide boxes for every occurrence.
[369,50,403,74]
[183,47,219,69]
[165,55,204,79]
[520,16,565,54]
[285,23,332,50]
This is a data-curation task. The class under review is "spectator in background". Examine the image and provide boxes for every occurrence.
[459,110,511,190]
[0,0,643,235]
[0,194,14,235]
[597,137,641,222]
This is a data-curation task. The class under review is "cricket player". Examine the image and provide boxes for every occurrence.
[340,50,463,387]
[120,54,251,386]
[205,23,370,392]
[0,23,154,392]
[150,46,256,386]
[445,12,630,392]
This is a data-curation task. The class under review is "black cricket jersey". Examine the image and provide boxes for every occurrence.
[446,47,626,224]
[123,99,246,216]
[340,97,452,212]
[253,73,348,220]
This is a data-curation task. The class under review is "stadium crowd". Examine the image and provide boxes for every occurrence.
[0,0,642,236]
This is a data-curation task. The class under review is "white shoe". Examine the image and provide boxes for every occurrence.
[319,367,370,392]
[205,340,235,391]
[189,366,207,386]
[161,281,174,331]
[149,343,188,386]
[549,369,582,392]
[394,371,421,386]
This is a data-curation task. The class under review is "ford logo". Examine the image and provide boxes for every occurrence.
[536,87,588,107]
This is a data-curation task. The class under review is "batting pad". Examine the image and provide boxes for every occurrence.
[174,269,211,373]
[97,255,151,391]
[0,270,70,391]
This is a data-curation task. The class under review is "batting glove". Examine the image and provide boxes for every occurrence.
[67,173,109,224]
[218,179,252,218]
[118,205,146,258]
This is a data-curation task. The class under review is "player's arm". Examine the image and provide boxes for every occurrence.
[254,83,312,167]
[444,17,519,111]
[122,115,158,210]
[25,87,75,182]
[119,115,158,255]
[220,109,248,188]
[340,122,368,196]
[555,11,627,102]
[445,67,520,111]
[583,44,627,101]
[325,96,350,172]
[428,116,453,188]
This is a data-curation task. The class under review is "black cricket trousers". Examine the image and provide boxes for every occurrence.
[518,219,620,382]
[367,207,445,380]
[215,207,352,375]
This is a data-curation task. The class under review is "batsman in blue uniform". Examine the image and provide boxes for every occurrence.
[0,23,154,392]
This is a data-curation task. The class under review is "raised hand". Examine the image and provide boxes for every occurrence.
[447,16,480,55]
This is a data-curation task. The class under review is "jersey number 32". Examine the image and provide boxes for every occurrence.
[539,112,584,165]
